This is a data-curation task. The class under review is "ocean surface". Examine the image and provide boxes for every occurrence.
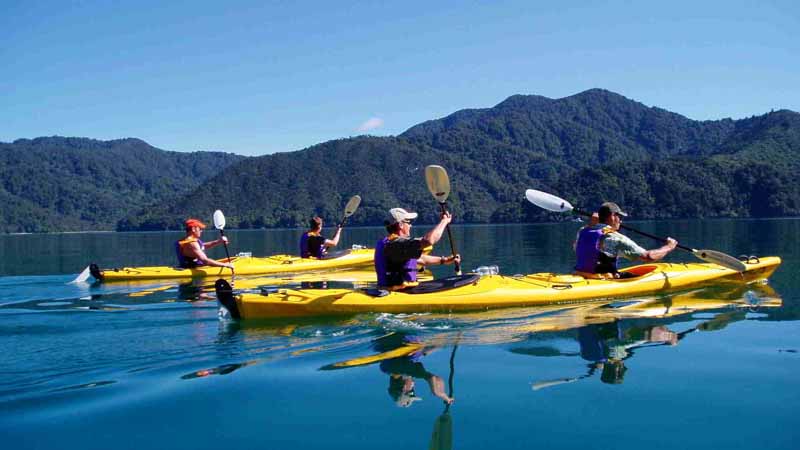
[1,219,798,450]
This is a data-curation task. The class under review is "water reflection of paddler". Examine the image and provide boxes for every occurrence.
[528,321,680,389]
[579,321,679,384]
[374,333,454,407]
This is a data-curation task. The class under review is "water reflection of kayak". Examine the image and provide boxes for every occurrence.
[216,256,781,319]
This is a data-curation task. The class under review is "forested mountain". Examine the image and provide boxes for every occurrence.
[0,137,245,232]
[119,89,800,231]
[2,89,797,233]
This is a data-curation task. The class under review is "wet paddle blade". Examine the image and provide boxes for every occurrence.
[71,265,92,284]
[425,165,451,203]
[213,210,226,230]
[525,189,574,213]
[343,195,361,217]
[215,278,240,319]
[692,249,747,272]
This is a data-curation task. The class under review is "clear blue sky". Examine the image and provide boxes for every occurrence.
[2,1,797,156]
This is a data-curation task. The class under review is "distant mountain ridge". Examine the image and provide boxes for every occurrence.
[2,88,798,233]
[0,137,245,232]
[119,89,799,231]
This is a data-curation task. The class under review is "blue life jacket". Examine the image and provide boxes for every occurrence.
[175,237,205,268]
[574,226,618,274]
[374,235,419,288]
[300,231,326,258]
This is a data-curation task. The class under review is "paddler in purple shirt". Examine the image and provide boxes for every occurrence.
[374,207,460,290]
[574,202,677,279]
[176,218,235,273]
[299,216,342,258]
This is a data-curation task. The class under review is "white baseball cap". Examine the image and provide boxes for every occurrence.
[389,208,418,224]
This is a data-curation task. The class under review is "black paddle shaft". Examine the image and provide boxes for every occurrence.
[438,203,461,274]
[219,229,232,261]
[572,207,693,253]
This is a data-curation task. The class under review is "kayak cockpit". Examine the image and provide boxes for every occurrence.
[618,265,659,278]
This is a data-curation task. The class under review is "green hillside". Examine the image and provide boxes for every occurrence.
[0,137,245,232]
[2,89,797,233]
[120,89,799,230]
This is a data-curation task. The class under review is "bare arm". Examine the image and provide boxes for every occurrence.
[324,226,342,248]
[204,236,229,250]
[419,254,460,266]
[187,242,234,271]
[420,211,452,247]
[641,238,678,261]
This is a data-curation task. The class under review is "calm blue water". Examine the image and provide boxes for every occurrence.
[1,220,799,450]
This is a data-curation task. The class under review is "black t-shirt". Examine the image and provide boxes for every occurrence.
[383,237,425,266]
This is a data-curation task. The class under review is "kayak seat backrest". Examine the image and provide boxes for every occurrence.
[620,265,659,278]
[402,274,481,295]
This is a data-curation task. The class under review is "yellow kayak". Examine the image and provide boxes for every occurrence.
[215,256,781,319]
[89,248,374,282]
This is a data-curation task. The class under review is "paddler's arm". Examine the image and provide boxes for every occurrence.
[187,241,235,272]
[324,226,342,248]
[426,374,454,405]
[204,236,229,250]
[419,254,461,266]
[640,238,678,262]
[607,233,677,262]
[420,211,452,247]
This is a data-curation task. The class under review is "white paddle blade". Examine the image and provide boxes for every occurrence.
[213,210,226,230]
[425,165,451,203]
[525,189,574,213]
[692,249,747,272]
[531,377,579,391]
[344,195,361,217]
[71,265,92,284]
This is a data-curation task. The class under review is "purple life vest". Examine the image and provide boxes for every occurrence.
[374,236,419,288]
[300,231,326,258]
[574,227,618,273]
[175,237,205,268]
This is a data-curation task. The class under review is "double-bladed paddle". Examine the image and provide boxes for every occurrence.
[425,165,461,275]
[524,189,746,272]
[338,195,362,228]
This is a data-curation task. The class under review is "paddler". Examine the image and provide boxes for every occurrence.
[299,216,342,258]
[574,202,677,279]
[176,218,235,272]
[375,207,460,289]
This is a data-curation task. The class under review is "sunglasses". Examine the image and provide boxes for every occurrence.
[402,219,413,224]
